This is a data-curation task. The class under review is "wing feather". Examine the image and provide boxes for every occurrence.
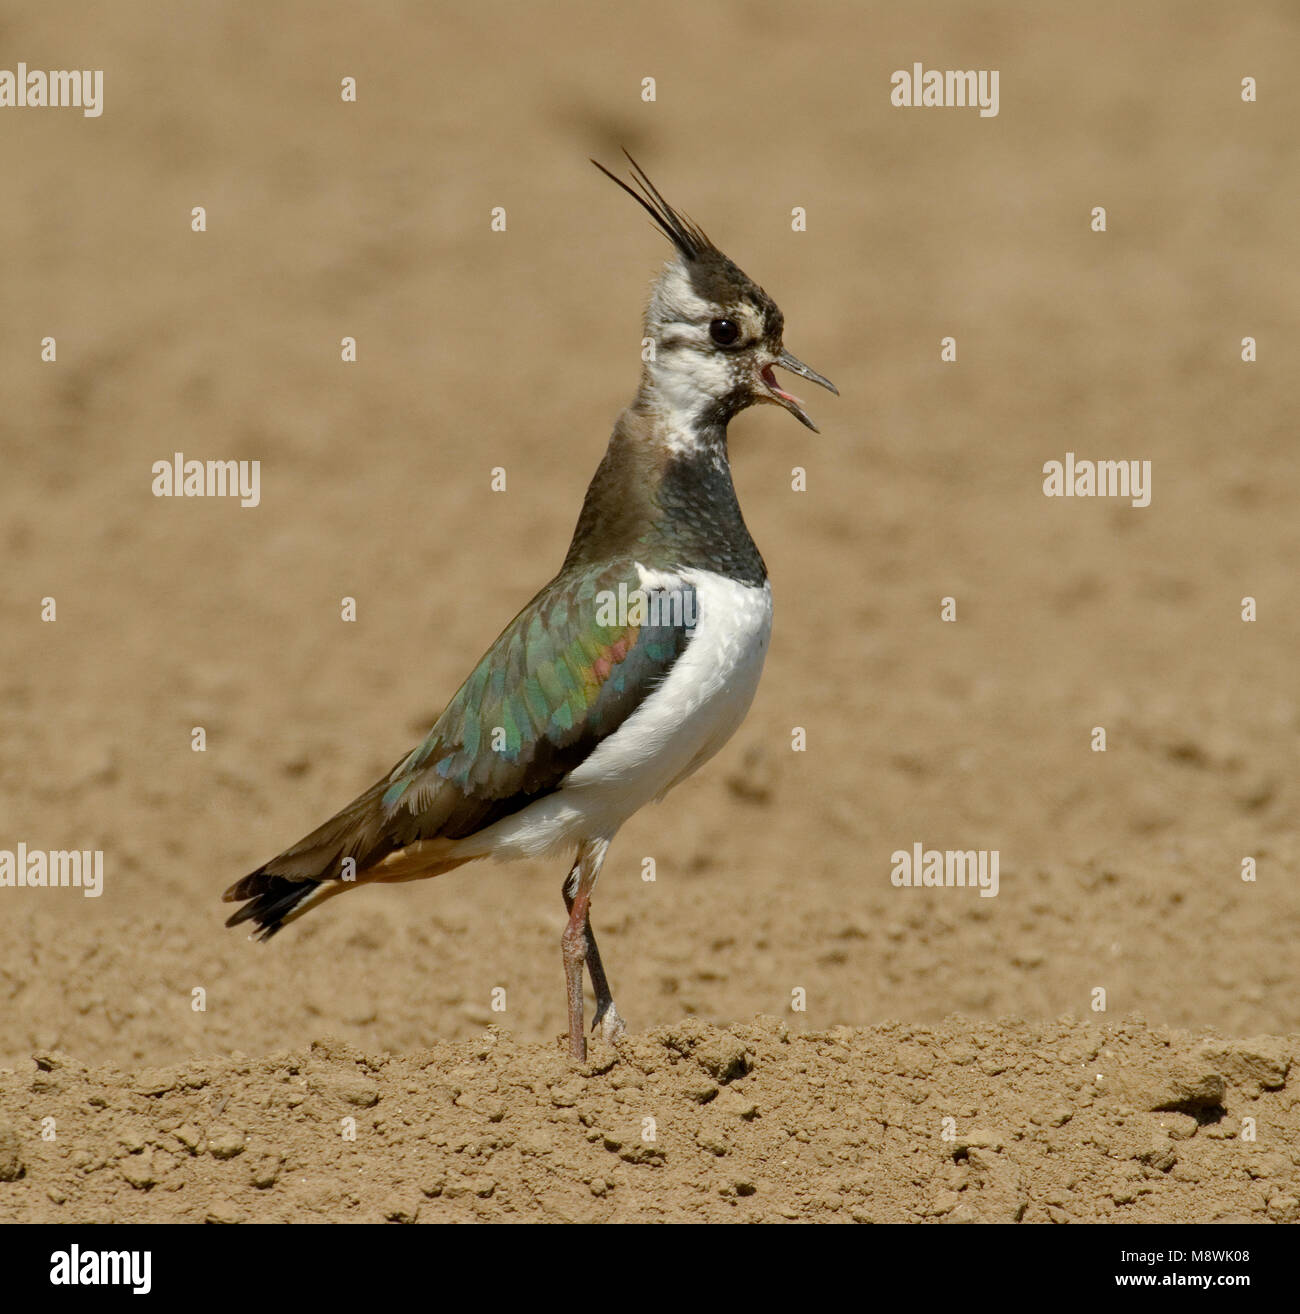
[227,561,695,899]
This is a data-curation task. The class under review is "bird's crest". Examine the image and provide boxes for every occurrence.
[591,150,715,261]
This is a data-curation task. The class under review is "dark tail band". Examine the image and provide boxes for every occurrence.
[223,871,322,942]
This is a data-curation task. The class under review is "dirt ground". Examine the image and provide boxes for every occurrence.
[2,1,1297,1223]
[1,1020,1297,1223]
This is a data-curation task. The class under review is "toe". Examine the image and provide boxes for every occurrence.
[598,1006,627,1044]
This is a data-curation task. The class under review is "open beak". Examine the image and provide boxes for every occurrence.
[759,349,838,432]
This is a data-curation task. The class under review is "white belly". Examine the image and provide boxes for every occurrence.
[469,568,773,858]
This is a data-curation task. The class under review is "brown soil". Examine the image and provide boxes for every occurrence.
[2,0,1297,1222]
[2,1020,1296,1223]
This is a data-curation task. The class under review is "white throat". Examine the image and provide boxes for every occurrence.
[639,261,738,458]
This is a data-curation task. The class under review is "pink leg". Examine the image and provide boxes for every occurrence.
[561,838,617,1061]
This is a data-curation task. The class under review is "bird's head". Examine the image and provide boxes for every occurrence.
[594,153,837,434]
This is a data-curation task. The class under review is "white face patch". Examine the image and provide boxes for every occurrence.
[647,259,713,325]
[642,257,767,458]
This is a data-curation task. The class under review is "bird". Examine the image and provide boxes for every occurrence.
[223,153,837,1061]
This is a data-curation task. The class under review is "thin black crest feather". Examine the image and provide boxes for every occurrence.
[591,151,713,260]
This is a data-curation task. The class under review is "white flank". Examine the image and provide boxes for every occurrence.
[461,568,773,860]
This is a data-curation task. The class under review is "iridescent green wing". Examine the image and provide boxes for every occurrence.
[228,563,695,898]
[379,561,696,841]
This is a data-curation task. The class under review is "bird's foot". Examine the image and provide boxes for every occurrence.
[592,1000,627,1045]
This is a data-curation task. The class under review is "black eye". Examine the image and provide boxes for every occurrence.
[709,318,740,346]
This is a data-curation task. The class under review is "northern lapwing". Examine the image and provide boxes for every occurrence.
[223,155,837,1061]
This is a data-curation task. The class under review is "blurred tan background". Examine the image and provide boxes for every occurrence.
[2,0,1298,1073]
